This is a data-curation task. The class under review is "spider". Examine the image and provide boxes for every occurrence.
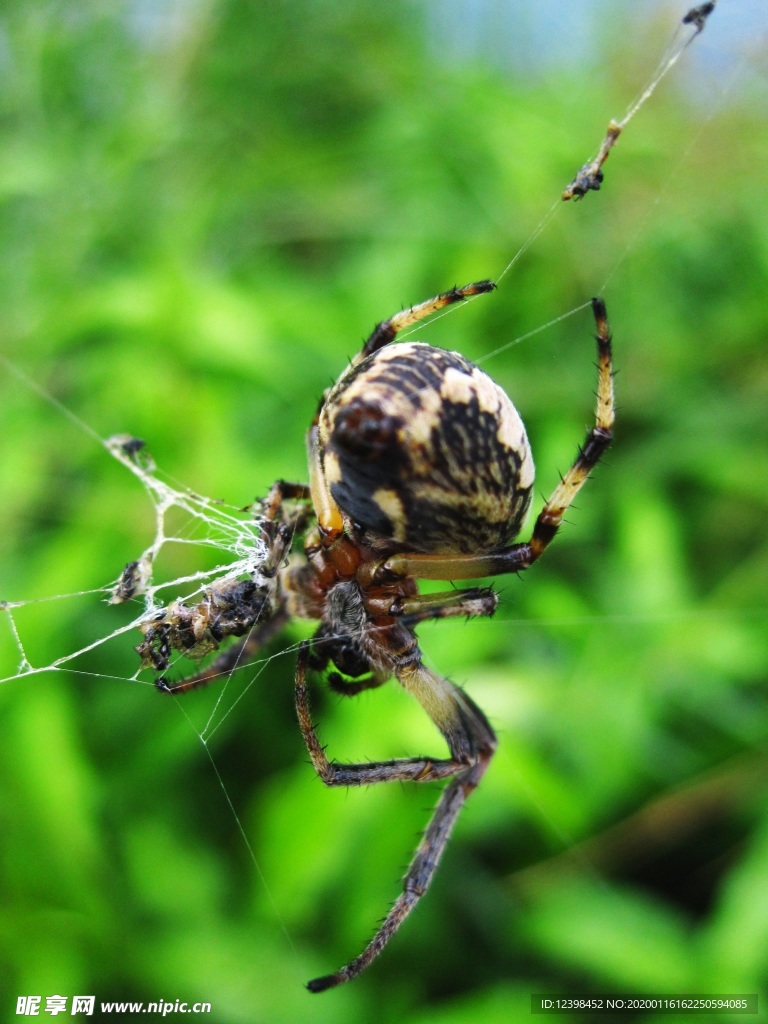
[135,281,615,992]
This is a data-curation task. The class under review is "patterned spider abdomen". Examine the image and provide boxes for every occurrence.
[317,342,534,554]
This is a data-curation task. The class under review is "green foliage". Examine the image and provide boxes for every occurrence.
[1,2,766,1021]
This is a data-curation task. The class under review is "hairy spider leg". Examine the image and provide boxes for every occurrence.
[325,671,388,697]
[295,626,497,992]
[259,479,312,576]
[382,297,614,582]
[360,280,496,361]
[358,587,499,635]
[313,590,496,698]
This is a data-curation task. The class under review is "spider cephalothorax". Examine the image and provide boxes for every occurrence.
[135,281,614,992]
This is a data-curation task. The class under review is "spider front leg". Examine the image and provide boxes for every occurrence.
[296,632,496,992]
[377,586,499,626]
[258,479,312,576]
[359,280,496,361]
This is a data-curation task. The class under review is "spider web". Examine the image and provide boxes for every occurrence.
[1,0,766,1002]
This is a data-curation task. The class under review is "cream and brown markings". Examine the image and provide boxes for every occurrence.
[318,342,534,553]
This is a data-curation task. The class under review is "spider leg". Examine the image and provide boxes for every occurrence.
[258,479,312,576]
[259,479,311,519]
[297,639,496,991]
[381,297,614,582]
[326,670,388,697]
[308,754,493,993]
[384,586,498,626]
[360,280,495,361]
[295,641,471,786]
[321,588,497,694]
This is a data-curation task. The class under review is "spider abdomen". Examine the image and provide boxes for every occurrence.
[318,342,534,554]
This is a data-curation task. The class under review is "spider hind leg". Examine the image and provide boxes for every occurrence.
[296,640,496,991]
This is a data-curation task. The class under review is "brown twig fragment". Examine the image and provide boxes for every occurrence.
[562,120,623,201]
[562,0,716,202]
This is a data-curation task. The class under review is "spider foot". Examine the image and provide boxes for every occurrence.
[306,972,344,994]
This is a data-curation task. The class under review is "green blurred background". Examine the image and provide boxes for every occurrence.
[1,1,767,1021]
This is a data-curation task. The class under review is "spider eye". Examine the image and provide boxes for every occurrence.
[318,342,535,554]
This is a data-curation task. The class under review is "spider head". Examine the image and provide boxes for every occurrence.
[317,341,534,554]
